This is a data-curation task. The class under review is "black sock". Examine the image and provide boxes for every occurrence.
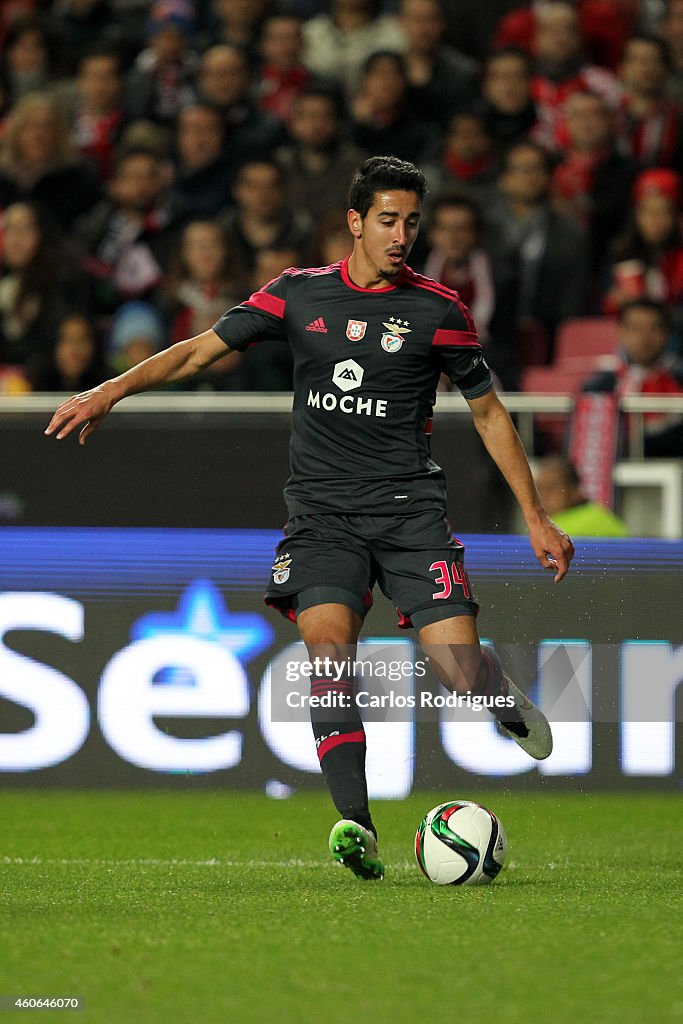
[310,675,375,837]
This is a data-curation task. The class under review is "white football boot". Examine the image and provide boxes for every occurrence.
[492,672,553,760]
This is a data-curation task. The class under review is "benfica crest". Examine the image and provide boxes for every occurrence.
[380,319,411,353]
[346,319,367,341]
[272,552,292,585]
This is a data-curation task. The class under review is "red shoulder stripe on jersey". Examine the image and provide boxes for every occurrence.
[243,290,285,318]
[404,270,478,333]
[432,329,480,347]
[403,267,460,300]
[283,262,342,277]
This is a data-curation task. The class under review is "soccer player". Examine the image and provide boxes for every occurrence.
[46,156,574,881]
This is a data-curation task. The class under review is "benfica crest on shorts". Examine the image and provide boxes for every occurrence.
[346,319,367,341]
[272,552,292,585]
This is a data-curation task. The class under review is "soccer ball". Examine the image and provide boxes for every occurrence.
[415,800,507,885]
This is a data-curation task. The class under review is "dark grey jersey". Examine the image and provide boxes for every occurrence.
[212,256,492,516]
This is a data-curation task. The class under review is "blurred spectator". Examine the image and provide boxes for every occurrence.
[421,194,516,387]
[349,51,437,164]
[552,90,637,273]
[252,245,301,288]
[660,0,683,106]
[486,140,589,360]
[170,104,233,219]
[311,210,353,266]
[422,194,498,340]
[159,218,245,387]
[481,48,540,148]
[616,34,683,168]
[601,169,683,323]
[0,91,101,230]
[424,110,498,205]
[122,0,198,127]
[31,312,114,392]
[302,0,404,95]
[160,218,243,344]
[438,0,521,61]
[0,201,84,370]
[582,297,683,455]
[530,1,622,151]
[220,158,313,276]
[534,455,628,535]
[116,118,172,160]
[397,0,479,130]
[49,1,120,71]
[494,0,634,72]
[0,4,40,48]
[256,12,311,124]
[201,0,272,63]
[276,86,364,224]
[241,245,296,390]
[107,299,166,372]
[0,15,56,108]
[75,146,178,315]
[69,45,126,182]
[193,45,284,179]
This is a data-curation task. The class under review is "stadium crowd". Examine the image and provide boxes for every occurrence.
[0,0,682,452]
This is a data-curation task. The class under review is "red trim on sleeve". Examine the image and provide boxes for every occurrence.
[244,289,285,318]
[432,328,480,347]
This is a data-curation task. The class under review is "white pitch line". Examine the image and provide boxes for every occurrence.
[1,856,417,871]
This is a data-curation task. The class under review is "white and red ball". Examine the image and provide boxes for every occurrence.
[415,800,507,885]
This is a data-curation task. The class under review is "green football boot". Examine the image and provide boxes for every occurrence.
[329,819,384,880]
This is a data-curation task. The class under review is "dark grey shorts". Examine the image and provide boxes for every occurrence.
[264,510,479,630]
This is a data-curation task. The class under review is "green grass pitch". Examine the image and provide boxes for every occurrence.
[1,790,681,1024]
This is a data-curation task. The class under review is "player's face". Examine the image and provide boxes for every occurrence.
[349,190,421,283]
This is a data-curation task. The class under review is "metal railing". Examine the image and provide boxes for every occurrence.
[3,392,682,459]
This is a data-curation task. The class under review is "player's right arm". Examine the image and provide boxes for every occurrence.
[45,328,228,445]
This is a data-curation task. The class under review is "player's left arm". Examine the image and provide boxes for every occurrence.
[466,389,575,582]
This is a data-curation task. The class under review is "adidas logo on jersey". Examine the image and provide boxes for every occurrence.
[306,317,328,332]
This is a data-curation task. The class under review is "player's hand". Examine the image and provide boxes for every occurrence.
[44,383,116,445]
[528,515,575,583]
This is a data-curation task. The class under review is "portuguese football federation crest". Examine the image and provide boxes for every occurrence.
[380,319,411,353]
[346,319,367,341]
[272,552,292,585]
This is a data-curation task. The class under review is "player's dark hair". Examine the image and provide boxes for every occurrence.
[348,156,427,218]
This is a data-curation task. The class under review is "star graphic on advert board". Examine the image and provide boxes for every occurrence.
[132,579,274,663]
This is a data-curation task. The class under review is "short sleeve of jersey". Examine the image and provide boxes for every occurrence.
[432,300,492,399]
[212,272,289,352]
